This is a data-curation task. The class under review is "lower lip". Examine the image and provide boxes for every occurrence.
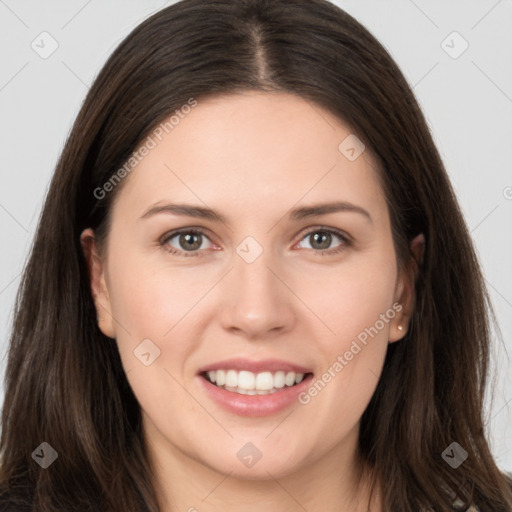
[197,373,314,417]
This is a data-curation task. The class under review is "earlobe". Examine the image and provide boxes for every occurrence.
[80,228,116,339]
[389,233,425,343]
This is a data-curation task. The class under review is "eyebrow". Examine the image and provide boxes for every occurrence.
[139,201,372,224]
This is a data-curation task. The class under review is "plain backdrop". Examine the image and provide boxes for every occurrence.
[0,0,511,473]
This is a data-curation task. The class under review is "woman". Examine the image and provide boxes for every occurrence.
[0,0,510,510]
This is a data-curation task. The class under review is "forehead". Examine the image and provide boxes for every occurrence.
[113,91,387,224]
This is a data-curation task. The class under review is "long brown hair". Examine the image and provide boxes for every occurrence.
[1,0,511,510]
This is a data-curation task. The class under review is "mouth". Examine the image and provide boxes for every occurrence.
[200,369,314,396]
[196,357,315,416]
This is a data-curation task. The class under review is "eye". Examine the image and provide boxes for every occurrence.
[160,228,215,257]
[159,226,351,257]
[295,227,351,256]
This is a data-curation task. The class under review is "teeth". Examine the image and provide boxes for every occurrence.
[216,370,226,386]
[255,372,274,390]
[239,370,255,389]
[225,370,238,387]
[205,369,307,394]
[285,372,295,386]
[274,371,285,388]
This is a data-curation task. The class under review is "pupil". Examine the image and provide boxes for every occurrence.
[312,232,330,249]
[181,233,201,251]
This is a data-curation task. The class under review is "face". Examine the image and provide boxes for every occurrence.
[82,91,421,482]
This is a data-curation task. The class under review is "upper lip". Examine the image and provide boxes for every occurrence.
[198,358,313,374]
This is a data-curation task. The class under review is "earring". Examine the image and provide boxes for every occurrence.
[397,325,403,331]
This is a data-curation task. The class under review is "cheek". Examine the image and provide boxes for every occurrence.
[303,248,398,349]
[107,246,209,336]
[297,247,397,411]
[105,247,218,389]
[104,250,204,419]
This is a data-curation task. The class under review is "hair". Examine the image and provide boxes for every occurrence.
[1,0,511,510]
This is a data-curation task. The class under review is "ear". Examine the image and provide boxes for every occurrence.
[388,233,425,343]
[80,228,116,339]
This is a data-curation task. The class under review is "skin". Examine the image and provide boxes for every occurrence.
[81,91,424,512]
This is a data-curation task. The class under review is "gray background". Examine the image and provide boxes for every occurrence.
[1,0,511,472]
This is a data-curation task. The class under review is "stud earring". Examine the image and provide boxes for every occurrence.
[397,324,403,331]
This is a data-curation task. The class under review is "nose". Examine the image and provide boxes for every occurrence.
[218,243,296,340]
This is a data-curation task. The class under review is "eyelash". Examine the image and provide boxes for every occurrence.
[159,226,352,258]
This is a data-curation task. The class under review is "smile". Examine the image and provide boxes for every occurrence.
[202,369,309,395]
